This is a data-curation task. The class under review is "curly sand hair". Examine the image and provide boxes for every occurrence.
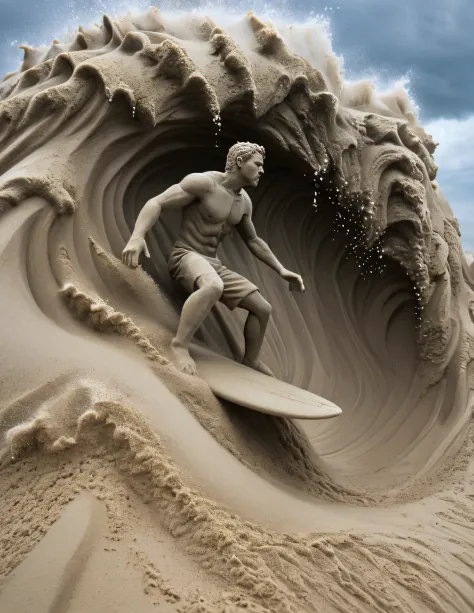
[225,142,266,172]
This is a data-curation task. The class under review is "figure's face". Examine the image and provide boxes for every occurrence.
[237,152,264,187]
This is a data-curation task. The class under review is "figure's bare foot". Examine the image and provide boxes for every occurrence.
[242,357,275,377]
[170,339,198,375]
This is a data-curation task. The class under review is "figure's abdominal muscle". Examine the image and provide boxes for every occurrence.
[174,209,229,258]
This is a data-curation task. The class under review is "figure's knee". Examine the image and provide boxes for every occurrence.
[197,274,224,301]
[252,294,272,320]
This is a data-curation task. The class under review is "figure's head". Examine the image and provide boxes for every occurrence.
[225,142,265,187]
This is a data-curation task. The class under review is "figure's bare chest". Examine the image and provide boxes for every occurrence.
[200,187,245,226]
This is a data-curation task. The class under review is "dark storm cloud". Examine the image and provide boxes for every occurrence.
[327,0,474,121]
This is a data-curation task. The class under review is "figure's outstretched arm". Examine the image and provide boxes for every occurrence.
[236,210,285,274]
[236,196,305,292]
[123,173,213,268]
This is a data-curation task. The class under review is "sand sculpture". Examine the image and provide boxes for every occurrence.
[123,141,305,377]
[1,7,474,613]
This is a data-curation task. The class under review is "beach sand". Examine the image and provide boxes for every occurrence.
[1,8,474,612]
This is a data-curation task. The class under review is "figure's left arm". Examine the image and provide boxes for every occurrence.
[236,196,305,292]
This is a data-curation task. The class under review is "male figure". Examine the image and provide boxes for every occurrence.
[122,142,305,376]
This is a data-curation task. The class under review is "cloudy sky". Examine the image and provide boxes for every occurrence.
[0,0,473,249]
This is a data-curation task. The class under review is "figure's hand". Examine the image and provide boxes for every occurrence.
[281,269,305,292]
[122,236,150,269]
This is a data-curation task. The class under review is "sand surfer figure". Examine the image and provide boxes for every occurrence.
[122,142,305,376]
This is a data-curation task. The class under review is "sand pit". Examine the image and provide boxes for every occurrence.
[1,8,474,613]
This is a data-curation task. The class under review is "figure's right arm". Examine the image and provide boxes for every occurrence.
[122,173,214,268]
[130,173,214,240]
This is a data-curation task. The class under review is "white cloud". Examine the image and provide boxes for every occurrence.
[424,114,474,251]
[425,114,474,173]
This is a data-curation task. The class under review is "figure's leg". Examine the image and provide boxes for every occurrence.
[171,273,223,375]
[238,291,274,377]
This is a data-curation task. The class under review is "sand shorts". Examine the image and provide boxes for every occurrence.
[168,246,259,311]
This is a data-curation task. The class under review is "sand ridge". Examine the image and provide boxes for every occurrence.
[2,392,474,612]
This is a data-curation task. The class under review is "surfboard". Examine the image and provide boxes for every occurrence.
[190,344,342,420]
